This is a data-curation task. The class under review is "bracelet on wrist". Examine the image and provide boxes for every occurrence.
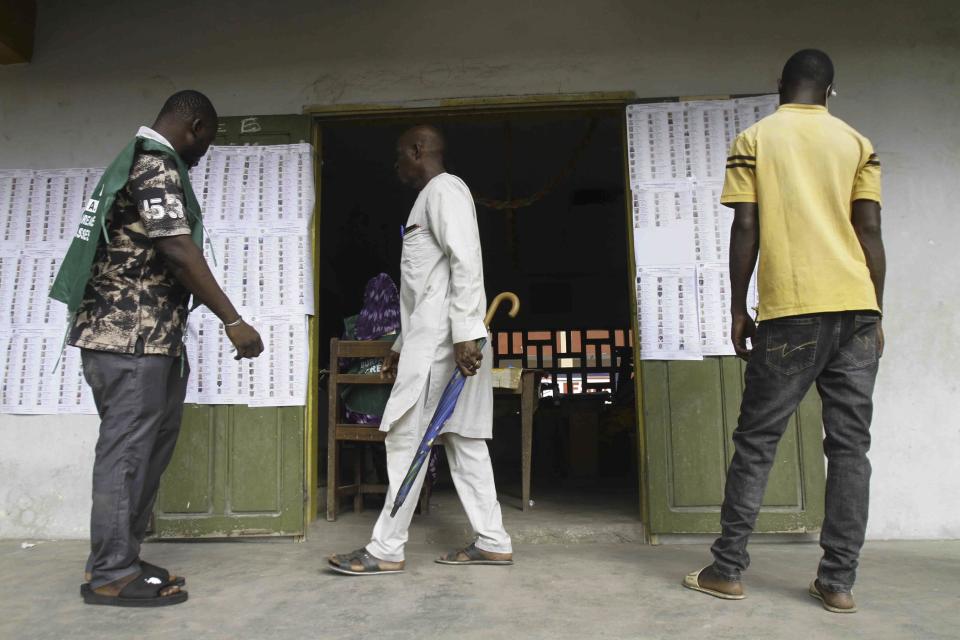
[224,316,243,328]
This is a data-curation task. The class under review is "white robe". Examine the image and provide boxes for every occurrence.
[379,173,493,439]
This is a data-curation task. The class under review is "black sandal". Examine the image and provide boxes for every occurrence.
[328,548,404,576]
[81,572,187,607]
[140,560,186,587]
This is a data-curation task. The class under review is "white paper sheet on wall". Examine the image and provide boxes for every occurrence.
[246,315,309,407]
[0,169,102,250]
[0,247,20,328]
[636,266,702,360]
[631,183,696,266]
[696,262,734,356]
[691,181,730,264]
[0,172,30,244]
[185,311,248,405]
[191,143,315,232]
[203,231,313,315]
[684,102,740,181]
[626,103,689,184]
[184,311,309,407]
[0,332,78,414]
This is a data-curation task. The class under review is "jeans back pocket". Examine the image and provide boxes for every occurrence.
[763,316,821,375]
[839,314,880,368]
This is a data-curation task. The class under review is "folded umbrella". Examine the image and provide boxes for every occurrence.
[390,292,520,517]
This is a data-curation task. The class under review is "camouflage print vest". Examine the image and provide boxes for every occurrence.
[51,137,204,356]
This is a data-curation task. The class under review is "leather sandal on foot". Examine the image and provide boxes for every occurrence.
[436,542,513,566]
[84,560,185,587]
[682,565,745,600]
[327,549,404,576]
[809,579,857,613]
[81,573,187,607]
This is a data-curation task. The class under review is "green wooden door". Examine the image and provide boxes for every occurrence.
[154,114,315,538]
[642,357,825,535]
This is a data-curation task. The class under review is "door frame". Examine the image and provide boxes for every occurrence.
[303,92,656,530]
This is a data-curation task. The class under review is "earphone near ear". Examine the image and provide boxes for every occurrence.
[827,83,838,98]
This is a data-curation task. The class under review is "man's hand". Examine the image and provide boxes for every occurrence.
[225,320,264,360]
[454,340,483,377]
[381,350,400,381]
[732,311,756,361]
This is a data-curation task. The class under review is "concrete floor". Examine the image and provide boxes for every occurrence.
[2,491,958,640]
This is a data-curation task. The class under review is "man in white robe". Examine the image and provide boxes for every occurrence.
[328,125,513,575]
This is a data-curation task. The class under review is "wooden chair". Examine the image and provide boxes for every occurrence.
[326,337,431,521]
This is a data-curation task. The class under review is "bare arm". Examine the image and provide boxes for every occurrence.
[729,203,760,359]
[852,200,885,310]
[156,235,238,321]
[852,199,886,355]
[155,235,264,359]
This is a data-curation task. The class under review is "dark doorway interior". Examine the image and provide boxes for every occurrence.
[319,108,639,512]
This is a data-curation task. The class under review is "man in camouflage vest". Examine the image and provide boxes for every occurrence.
[73,91,263,607]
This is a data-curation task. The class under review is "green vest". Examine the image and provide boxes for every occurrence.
[49,137,204,313]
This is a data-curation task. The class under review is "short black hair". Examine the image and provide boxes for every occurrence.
[781,49,834,91]
[158,90,218,125]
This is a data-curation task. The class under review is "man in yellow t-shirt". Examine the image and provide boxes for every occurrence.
[683,50,886,614]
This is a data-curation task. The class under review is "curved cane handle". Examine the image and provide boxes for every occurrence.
[484,291,521,327]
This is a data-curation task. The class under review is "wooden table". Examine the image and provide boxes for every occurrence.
[493,369,539,512]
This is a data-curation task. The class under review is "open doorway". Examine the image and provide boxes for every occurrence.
[317,102,640,522]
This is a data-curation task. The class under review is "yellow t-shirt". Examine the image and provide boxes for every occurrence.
[721,103,882,321]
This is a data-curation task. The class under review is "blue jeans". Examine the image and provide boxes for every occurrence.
[711,311,880,593]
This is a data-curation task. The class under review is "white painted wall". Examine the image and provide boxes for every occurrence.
[1,0,957,539]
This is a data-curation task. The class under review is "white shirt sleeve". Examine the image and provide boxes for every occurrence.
[391,332,403,353]
[426,178,488,344]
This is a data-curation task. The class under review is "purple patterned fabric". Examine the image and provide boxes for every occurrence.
[341,274,400,426]
[354,273,401,341]
[345,408,380,425]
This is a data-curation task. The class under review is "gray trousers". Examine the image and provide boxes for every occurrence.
[711,311,880,593]
[81,346,189,589]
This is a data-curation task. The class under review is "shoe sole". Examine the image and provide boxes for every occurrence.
[808,581,857,613]
[80,584,188,607]
[435,559,513,566]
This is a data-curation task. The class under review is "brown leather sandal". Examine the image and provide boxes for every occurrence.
[436,542,513,565]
